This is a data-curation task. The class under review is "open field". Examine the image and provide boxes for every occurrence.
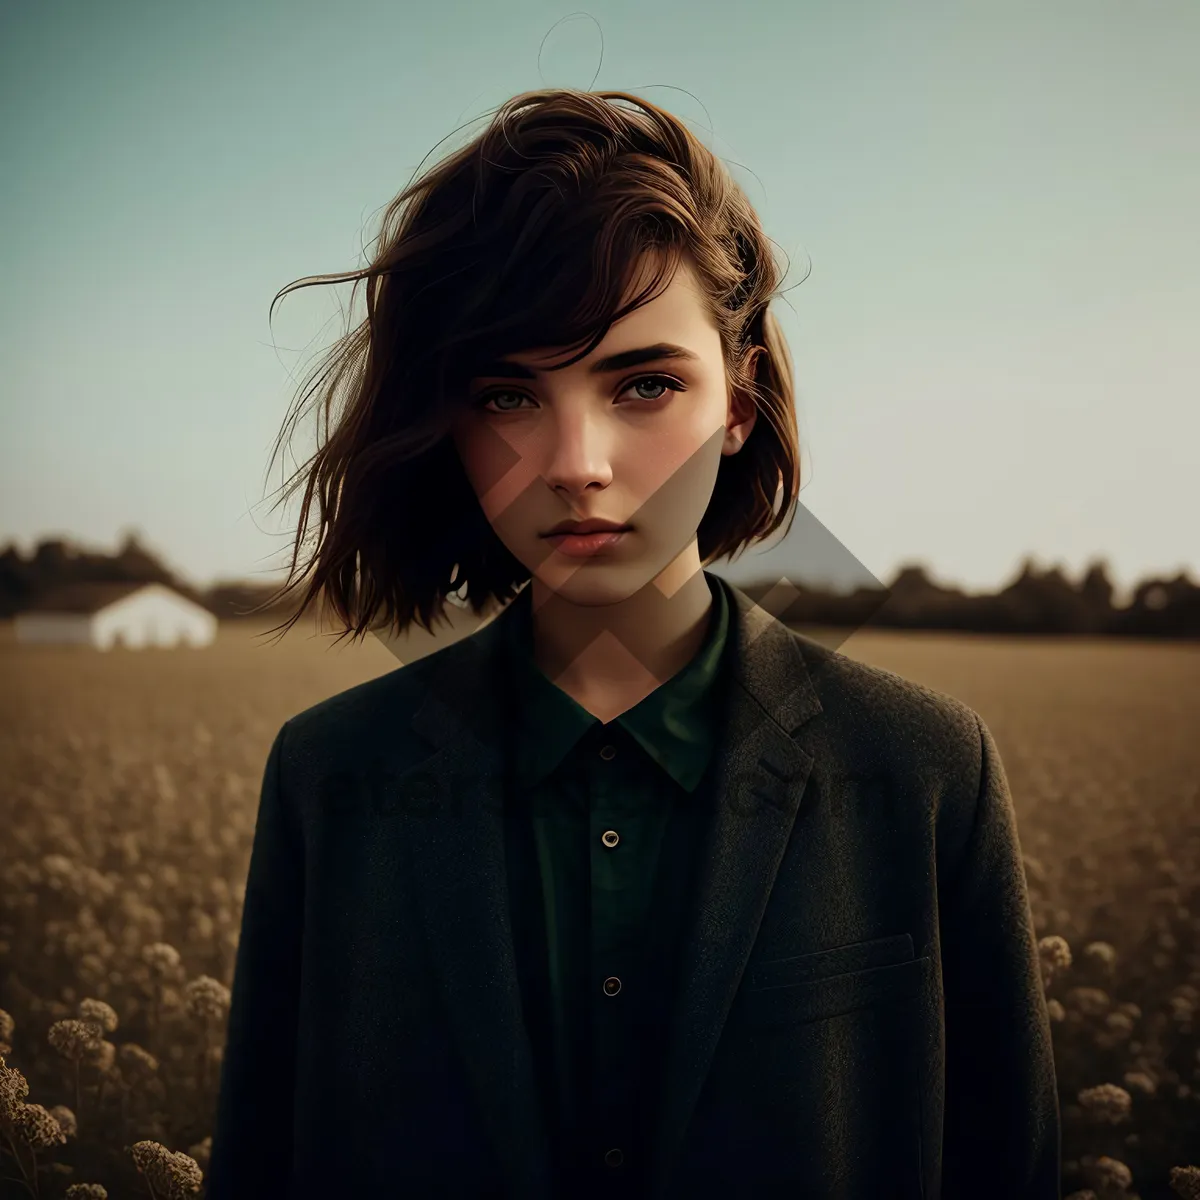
[1,615,1199,1198]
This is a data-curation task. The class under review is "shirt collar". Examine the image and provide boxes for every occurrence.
[504,570,731,795]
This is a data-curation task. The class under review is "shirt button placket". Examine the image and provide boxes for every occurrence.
[600,740,619,848]
[597,735,625,1172]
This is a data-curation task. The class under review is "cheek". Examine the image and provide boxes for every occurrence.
[452,422,543,523]
[624,406,729,503]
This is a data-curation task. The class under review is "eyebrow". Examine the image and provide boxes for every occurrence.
[469,341,701,381]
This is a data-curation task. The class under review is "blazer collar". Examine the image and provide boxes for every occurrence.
[400,571,823,1200]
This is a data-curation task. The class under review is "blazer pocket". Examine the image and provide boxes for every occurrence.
[748,932,916,991]
[740,955,930,1030]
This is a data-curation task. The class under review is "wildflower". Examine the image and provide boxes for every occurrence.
[11,1102,68,1149]
[78,953,108,985]
[1104,1010,1134,1036]
[47,1018,104,1061]
[83,1039,116,1072]
[129,1140,166,1173]
[1081,940,1117,970]
[1121,1070,1155,1097]
[65,1186,110,1199]
[41,854,79,893]
[1169,1164,1200,1199]
[1066,986,1111,1017]
[129,1139,204,1197]
[77,998,119,1033]
[141,942,182,977]
[0,1053,30,1118]
[1077,1083,1133,1125]
[187,1136,212,1172]
[49,1017,103,1117]
[189,911,216,942]
[183,975,231,1021]
[1038,934,1072,988]
[117,1042,159,1079]
[1169,986,1198,1022]
[1088,1156,1132,1189]
[48,1103,77,1137]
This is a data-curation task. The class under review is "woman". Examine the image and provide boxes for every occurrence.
[208,88,1060,1199]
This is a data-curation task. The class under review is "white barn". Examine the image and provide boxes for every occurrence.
[14,582,218,649]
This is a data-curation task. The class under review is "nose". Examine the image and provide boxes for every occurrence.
[538,408,614,496]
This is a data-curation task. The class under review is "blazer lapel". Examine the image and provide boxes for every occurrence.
[399,578,823,1200]
[644,582,823,1198]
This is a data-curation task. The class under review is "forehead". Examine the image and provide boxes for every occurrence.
[477,255,716,378]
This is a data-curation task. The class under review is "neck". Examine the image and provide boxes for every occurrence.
[528,548,714,724]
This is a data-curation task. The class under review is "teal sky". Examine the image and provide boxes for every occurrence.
[2,0,1196,602]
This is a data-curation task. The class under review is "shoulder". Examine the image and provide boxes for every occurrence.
[784,627,986,798]
[272,635,468,779]
[780,632,992,869]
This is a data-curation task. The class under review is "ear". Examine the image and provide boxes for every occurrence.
[722,348,761,456]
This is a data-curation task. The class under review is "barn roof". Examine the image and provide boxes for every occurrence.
[23,581,161,614]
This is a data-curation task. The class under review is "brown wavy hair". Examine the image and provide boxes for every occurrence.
[259,87,802,644]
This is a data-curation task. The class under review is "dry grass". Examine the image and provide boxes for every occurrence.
[1,616,1198,1199]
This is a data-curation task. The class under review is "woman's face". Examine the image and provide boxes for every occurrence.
[449,253,758,607]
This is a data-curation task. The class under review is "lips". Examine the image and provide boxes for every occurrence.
[542,519,632,537]
[542,527,630,558]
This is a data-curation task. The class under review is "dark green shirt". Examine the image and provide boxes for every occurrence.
[500,570,732,1196]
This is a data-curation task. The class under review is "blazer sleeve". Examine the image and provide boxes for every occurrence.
[208,721,304,1198]
[939,714,1062,1199]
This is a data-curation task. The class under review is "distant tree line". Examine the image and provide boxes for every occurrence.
[738,558,1200,639]
[0,534,296,622]
[1,535,1197,638]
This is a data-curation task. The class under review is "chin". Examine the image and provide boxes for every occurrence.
[529,559,651,607]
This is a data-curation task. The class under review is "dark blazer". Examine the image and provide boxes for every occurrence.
[208,577,1061,1200]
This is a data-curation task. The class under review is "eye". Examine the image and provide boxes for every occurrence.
[621,374,685,404]
[471,388,530,414]
[471,373,686,414]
